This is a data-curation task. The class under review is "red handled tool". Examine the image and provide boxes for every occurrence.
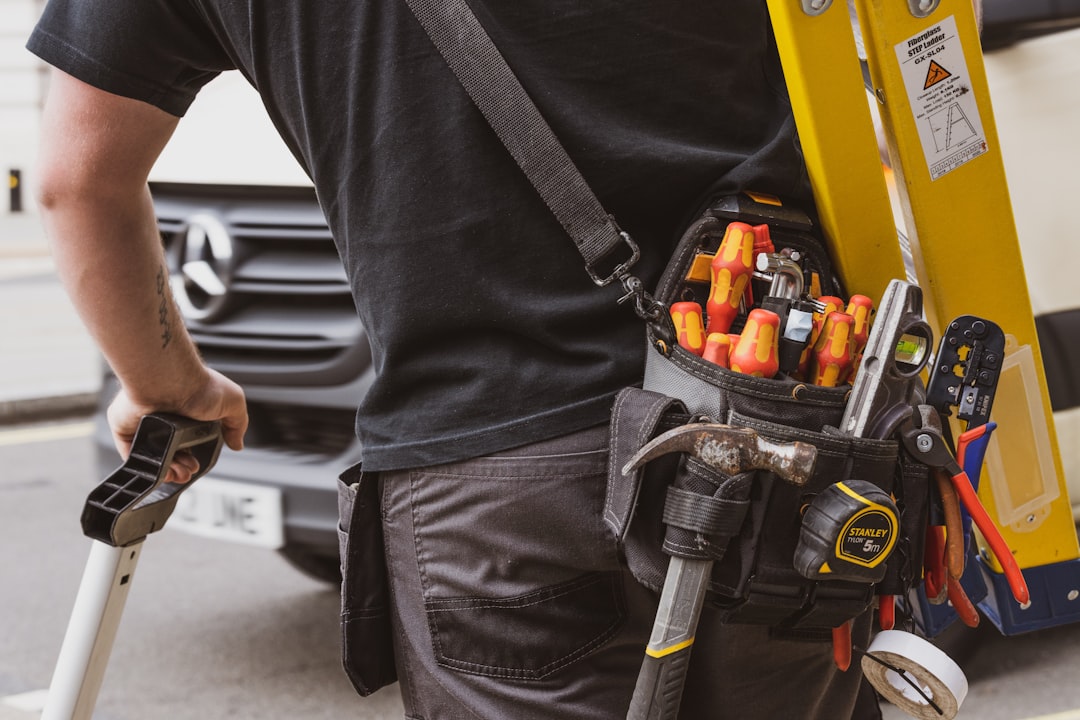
[812,295,844,331]
[917,316,1007,630]
[934,470,966,582]
[749,224,775,293]
[955,421,998,544]
[947,572,981,628]
[702,332,732,368]
[670,301,707,356]
[934,469,980,626]
[899,410,1029,607]
[845,294,874,356]
[923,525,947,603]
[878,594,896,631]
[798,295,843,378]
[729,308,780,378]
[832,621,853,672]
[706,222,755,334]
[809,311,855,386]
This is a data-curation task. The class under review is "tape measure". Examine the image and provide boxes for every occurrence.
[795,480,899,582]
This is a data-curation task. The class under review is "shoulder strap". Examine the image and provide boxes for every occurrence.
[401,0,640,288]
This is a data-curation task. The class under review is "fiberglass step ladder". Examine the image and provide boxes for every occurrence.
[765,0,1080,636]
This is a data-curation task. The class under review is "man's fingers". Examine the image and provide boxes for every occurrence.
[166,450,200,484]
[223,419,246,452]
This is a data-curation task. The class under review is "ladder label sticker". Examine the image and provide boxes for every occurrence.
[894,15,987,181]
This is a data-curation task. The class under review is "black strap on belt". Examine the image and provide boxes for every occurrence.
[663,486,749,540]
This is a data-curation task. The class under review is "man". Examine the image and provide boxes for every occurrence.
[29,2,892,718]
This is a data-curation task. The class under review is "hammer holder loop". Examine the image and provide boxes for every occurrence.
[661,485,751,561]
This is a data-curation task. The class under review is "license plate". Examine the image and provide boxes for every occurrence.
[171,477,284,549]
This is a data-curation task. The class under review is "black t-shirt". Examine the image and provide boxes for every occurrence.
[29,0,812,471]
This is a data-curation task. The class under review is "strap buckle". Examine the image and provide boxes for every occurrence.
[586,231,640,287]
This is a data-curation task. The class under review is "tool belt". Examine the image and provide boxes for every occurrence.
[400,0,932,637]
[605,195,930,631]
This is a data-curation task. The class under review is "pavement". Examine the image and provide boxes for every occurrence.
[0,211,102,424]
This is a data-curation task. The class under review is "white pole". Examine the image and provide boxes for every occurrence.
[42,540,143,720]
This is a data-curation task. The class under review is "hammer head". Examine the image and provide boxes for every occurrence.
[622,423,817,486]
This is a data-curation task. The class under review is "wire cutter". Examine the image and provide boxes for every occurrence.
[922,466,981,626]
[899,406,1030,608]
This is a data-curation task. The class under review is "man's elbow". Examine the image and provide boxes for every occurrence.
[33,162,77,215]
[33,155,143,219]
[34,70,178,216]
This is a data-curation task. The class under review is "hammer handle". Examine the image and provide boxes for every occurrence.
[627,557,712,720]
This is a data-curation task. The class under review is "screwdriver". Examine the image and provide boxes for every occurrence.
[706,222,756,334]
[813,296,845,331]
[845,294,874,356]
[798,295,844,379]
[703,333,733,368]
[810,311,856,387]
[749,224,775,306]
[671,301,707,356]
[729,308,780,378]
[751,224,775,259]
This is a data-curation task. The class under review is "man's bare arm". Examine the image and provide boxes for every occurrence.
[36,70,247,474]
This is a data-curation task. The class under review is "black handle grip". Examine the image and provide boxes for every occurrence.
[80,414,224,546]
[627,645,693,720]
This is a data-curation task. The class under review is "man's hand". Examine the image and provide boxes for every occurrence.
[107,367,248,484]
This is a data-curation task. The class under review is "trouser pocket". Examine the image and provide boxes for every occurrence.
[338,463,397,696]
[404,432,626,680]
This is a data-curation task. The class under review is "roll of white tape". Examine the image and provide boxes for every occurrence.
[861,630,968,720]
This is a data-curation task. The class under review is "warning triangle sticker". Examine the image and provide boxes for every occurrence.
[924,60,952,90]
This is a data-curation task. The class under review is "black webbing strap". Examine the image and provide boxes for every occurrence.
[662,486,749,540]
[401,0,639,286]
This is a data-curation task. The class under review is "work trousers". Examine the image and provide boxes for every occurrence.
[378,424,876,720]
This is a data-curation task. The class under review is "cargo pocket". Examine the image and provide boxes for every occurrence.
[338,463,397,696]
[426,570,625,680]
[409,445,626,680]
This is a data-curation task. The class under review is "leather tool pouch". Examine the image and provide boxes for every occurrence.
[605,195,930,631]
[337,463,397,696]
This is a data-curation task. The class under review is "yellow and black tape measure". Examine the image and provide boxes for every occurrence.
[794,480,899,583]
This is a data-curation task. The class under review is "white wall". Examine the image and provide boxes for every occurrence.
[0,0,44,218]
[984,27,1080,318]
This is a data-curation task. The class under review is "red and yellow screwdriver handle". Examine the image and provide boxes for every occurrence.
[729,308,780,378]
[845,294,873,356]
[809,311,855,387]
[706,222,756,334]
[703,333,732,368]
[799,295,844,378]
[670,301,707,356]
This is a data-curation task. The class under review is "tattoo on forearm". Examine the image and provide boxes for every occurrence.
[156,266,174,349]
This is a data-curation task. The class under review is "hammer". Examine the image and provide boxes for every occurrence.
[623,423,817,720]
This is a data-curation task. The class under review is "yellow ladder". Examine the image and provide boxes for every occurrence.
[766,0,1080,634]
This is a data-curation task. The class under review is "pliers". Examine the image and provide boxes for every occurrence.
[900,406,1030,608]
[922,467,980,626]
